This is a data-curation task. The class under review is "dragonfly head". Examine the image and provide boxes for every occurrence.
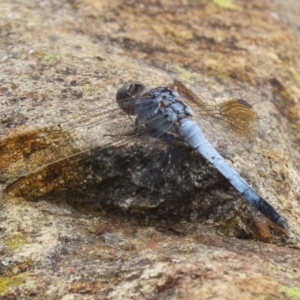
[116,82,147,116]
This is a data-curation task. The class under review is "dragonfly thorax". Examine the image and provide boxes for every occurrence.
[151,87,194,120]
[150,86,179,103]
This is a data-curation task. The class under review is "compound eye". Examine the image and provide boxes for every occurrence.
[129,82,146,97]
[116,84,131,101]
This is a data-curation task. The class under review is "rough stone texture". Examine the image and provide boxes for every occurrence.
[0,0,300,299]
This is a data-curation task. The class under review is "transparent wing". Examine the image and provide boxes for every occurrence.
[0,90,168,184]
[172,80,260,156]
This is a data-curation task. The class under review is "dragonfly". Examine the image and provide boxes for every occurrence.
[0,80,288,230]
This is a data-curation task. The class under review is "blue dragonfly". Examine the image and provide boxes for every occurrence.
[114,80,288,229]
[1,80,288,229]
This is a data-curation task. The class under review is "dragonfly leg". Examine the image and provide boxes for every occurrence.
[151,130,174,172]
[131,117,139,135]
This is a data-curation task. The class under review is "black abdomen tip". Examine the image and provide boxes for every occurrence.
[256,197,289,230]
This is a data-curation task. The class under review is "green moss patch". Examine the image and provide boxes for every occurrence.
[213,0,242,11]
[0,273,28,294]
[279,285,300,300]
[7,234,28,250]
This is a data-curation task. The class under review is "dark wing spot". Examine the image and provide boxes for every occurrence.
[237,99,252,108]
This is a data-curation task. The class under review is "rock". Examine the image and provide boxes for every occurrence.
[0,0,299,298]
